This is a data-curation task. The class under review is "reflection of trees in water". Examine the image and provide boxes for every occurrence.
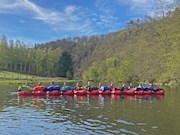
[17,94,164,112]
[44,94,164,113]
[32,96,46,111]
[17,95,33,107]
[18,95,47,111]
[17,94,164,120]
[16,93,165,134]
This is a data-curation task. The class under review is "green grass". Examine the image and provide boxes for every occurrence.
[0,71,40,79]
[0,71,80,84]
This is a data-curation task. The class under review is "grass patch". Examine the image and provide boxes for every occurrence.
[0,71,80,85]
[0,71,41,79]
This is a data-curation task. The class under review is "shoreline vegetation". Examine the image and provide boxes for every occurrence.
[0,71,178,87]
[0,71,79,85]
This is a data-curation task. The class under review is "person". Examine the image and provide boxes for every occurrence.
[25,81,30,86]
[86,81,92,92]
[108,82,116,91]
[50,81,55,86]
[33,82,47,92]
[37,82,42,86]
[46,81,60,91]
[74,82,82,90]
[148,83,154,90]
[97,82,102,89]
[61,82,70,92]
[128,82,133,90]
[63,82,67,86]
[44,82,54,92]
[18,81,32,91]
[136,84,142,91]
[120,84,126,91]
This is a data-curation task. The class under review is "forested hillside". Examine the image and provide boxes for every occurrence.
[82,8,180,84]
[0,7,179,84]
[38,8,180,84]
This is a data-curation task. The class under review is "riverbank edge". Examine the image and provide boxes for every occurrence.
[0,79,81,85]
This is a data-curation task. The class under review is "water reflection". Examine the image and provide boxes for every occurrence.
[1,85,180,135]
[17,93,165,130]
[3,90,173,135]
[17,94,165,109]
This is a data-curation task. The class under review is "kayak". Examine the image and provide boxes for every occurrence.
[143,90,152,95]
[123,90,135,95]
[74,90,87,95]
[99,90,111,95]
[46,90,61,96]
[18,90,31,96]
[32,90,46,96]
[62,90,74,95]
[111,90,122,95]
[154,90,165,95]
[87,90,99,95]
[134,90,144,95]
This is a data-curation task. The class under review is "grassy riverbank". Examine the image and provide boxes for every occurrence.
[0,71,178,86]
[0,71,79,85]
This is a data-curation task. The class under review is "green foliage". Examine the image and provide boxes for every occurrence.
[57,51,73,78]
[0,37,62,77]
[66,71,73,80]
[117,60,133,83]
[82,66,99,81]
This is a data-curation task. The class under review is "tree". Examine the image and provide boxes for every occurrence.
[57,51,73,78]
[0,35,8,69]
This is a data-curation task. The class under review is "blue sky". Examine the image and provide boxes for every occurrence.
[0,0,175,45]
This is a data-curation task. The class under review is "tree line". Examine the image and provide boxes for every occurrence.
[0,36,73,79]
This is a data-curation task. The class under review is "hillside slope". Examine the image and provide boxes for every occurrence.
[37,8,180,84]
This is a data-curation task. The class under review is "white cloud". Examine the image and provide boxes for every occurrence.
[0,0,122,36]
[118,0,176,15]
[0,0,177,41]
[0,0,96,35]
[118,0,153,14]
[94,0,120,31]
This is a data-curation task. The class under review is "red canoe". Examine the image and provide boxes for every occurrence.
[18,90,31,96]
[32,91,46,96]
[123,90,135,95]
[46,90,61,96]
[74,90,87,95]
[99,90,111,95]
[62,90,74,95]
[134,90,144,95]
[143,90,152,95]
[87,90,99,95]
[154,90,165,95]
[111,90,122,95]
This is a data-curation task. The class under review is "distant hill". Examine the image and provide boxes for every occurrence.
[36,8,180,84]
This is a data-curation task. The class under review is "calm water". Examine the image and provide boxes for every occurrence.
[0,85,180,135]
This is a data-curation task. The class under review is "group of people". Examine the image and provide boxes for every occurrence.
[84,82,161,92]
[21,81,160,92]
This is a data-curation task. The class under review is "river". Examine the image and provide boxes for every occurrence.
[0,85,179,135]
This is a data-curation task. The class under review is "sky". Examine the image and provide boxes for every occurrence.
[0,0,175,45]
